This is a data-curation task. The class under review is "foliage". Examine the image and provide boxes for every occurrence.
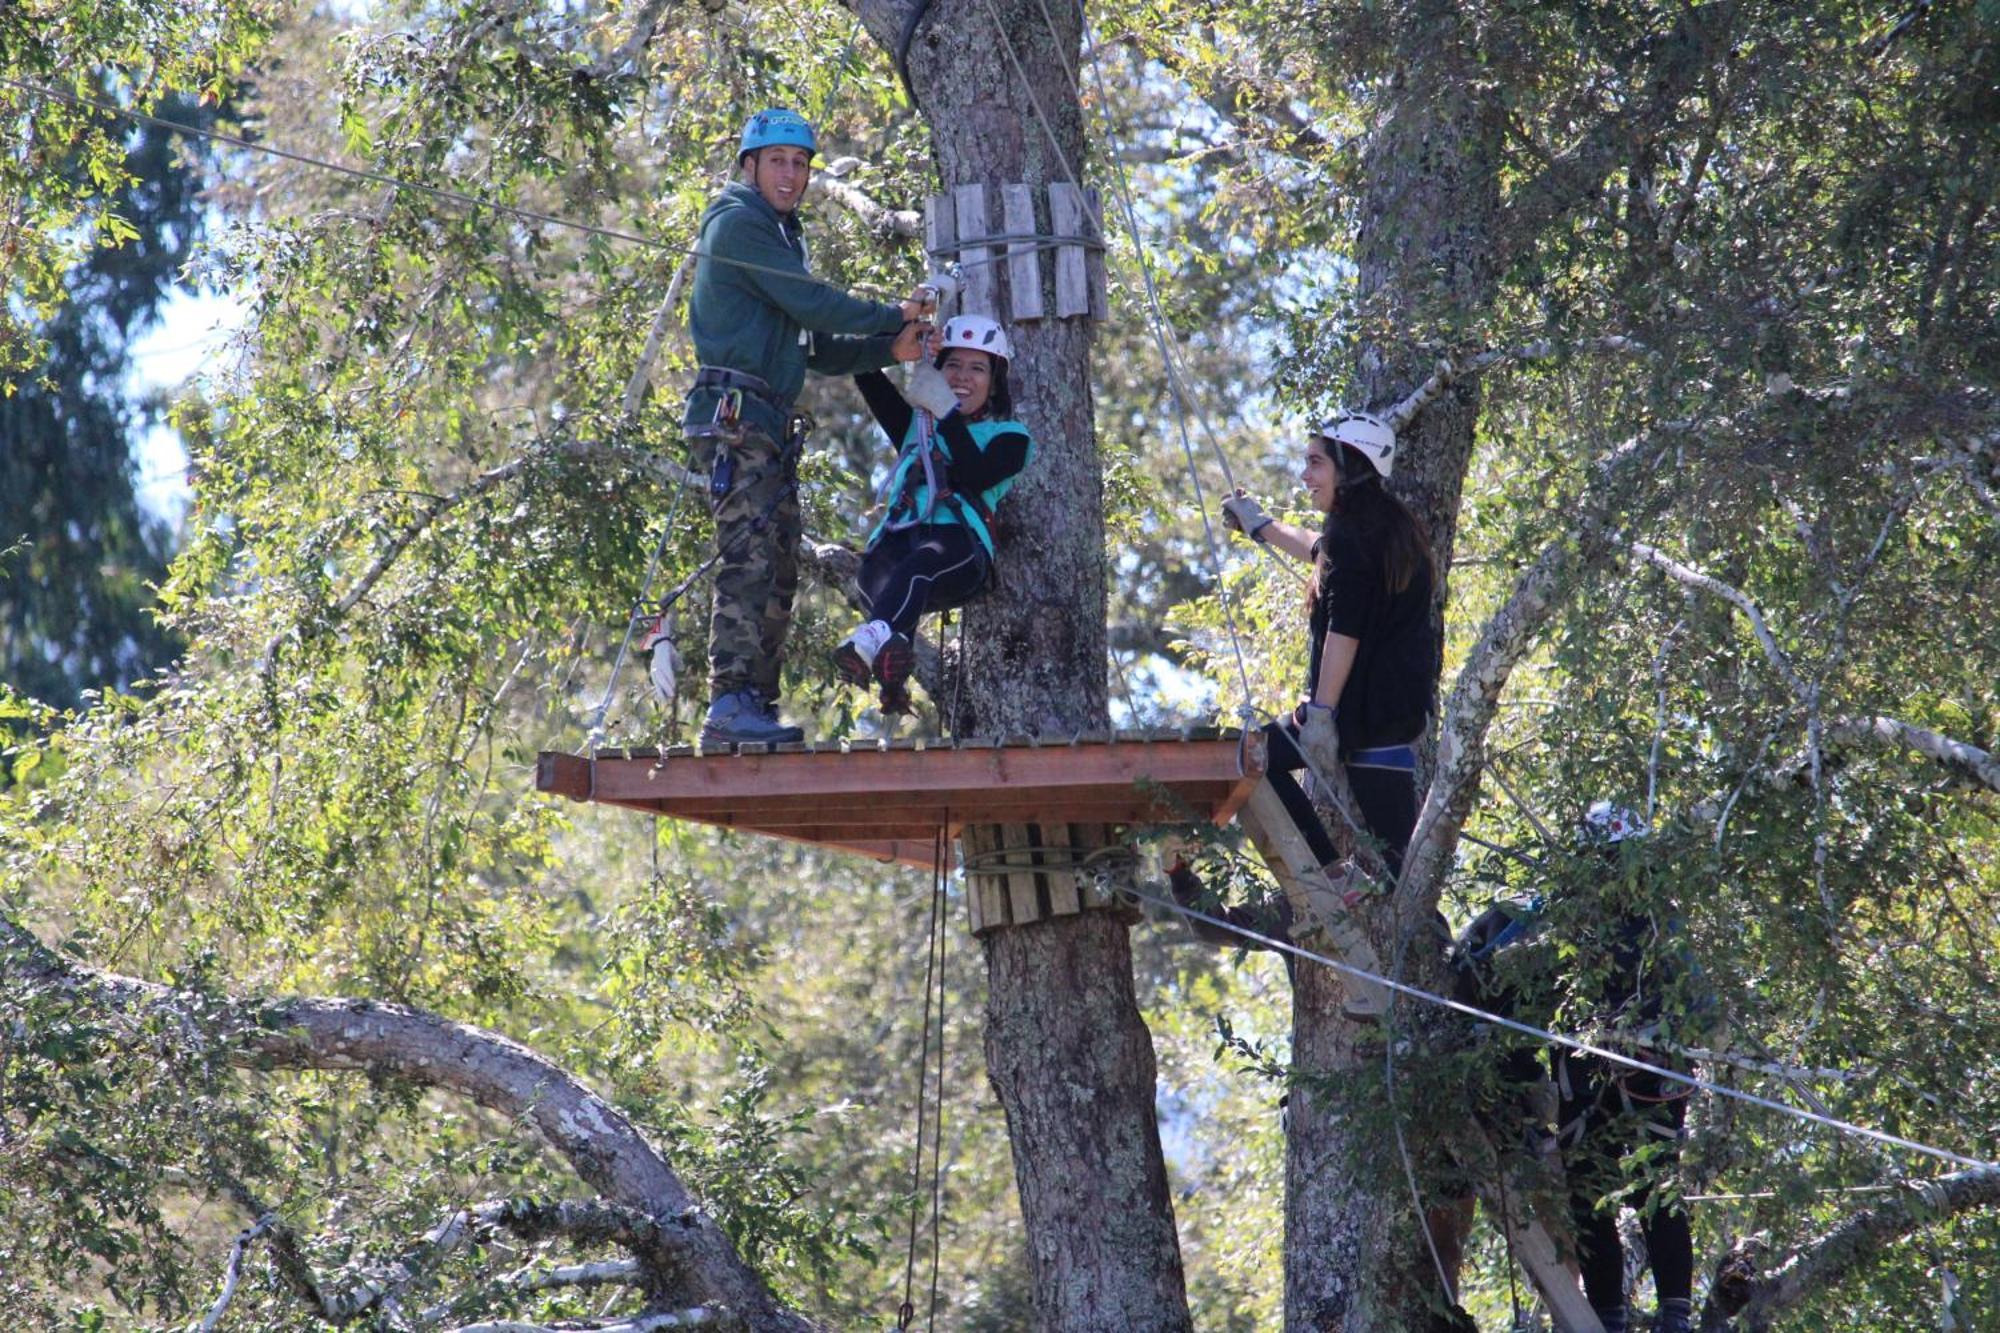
[2,0,1997,1329]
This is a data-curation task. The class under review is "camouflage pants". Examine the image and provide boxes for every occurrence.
[707,426,800,700]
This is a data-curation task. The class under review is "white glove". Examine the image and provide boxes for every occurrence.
[649,638,681,708]
[906,358,960,417]
[1221,490,1272,540]
[638,614,680,707]
[920,269,963,302]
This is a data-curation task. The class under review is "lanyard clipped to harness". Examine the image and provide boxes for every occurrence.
[881,411,944,532]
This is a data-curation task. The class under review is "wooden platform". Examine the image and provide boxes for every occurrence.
[537,728,1265,868]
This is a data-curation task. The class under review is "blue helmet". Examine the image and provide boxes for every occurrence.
[738,108,816,161]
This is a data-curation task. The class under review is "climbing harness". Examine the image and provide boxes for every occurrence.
[589,413,813,745]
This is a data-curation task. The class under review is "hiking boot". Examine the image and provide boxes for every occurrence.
[873,631,915,691]
[701,689,804,747]
[879,678,915,717]
[832,620,892,688]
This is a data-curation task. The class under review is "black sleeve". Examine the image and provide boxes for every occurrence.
[937,417,1031,495]
[1317,525,1378,640]
[853,370,914,443]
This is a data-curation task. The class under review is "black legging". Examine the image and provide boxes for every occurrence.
[1555,1053,1694,1312]
[857,524,989,636]
[1263,721,1418,873]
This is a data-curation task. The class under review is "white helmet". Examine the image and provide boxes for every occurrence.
[1315,411,1396,479]
[939,314,1011,364]
[1581,800,1648,846]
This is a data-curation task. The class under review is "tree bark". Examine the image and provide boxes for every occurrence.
[851,1,1188,1327]
[1287,4,1504,1325]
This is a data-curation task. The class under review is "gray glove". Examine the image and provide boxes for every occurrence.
[906,358,960,417]
[1221,490,1273,540]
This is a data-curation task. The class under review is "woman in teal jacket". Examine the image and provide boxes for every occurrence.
[833,315,1034,710]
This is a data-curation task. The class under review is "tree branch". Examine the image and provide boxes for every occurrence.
[1709,1164,2000,1331]
[0,916,818,1331]
[807,159,924,240]
[1399,432,1659,904]
[1821,715,2000,795]
[1630,541,1807,698]
[1497,2,1741,270]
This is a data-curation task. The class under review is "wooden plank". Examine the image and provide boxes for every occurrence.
[925,192,954,297]
[1003,824,1041,926]
[1211,728,1268,827]
[1085,186,1109,321]
[1001,183,1043,320]
[1049,183,1091,318]
[1238,781,1389,1018]
[655,784,1242,823]
[578,741,1251,805]
[1463,1125,1603,1333]
[963,824,990,933]
[536,751,593,801]
[954,183,996,318]
[1044,822,1080,916]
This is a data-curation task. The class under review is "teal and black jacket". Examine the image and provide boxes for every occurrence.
[854,370,1034,559]
[683,182,908,439]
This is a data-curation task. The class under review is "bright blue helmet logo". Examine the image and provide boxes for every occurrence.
[739,108,816,160]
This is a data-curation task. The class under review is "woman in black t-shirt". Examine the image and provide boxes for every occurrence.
[1221,412,1441,874]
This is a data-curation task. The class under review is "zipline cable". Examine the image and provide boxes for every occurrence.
[0,74,1056,301]
[1111,875,1999,1173]
[964,840,1996,1171]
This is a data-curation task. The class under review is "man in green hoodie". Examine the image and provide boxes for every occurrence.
[686,107,932,746]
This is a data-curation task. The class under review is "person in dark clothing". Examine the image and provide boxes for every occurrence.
[1448,803,1699,1333]
[1554,801,1697,1333]
[833,315,1033,712]
[1220,411,1440,875]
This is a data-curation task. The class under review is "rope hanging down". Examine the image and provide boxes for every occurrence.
[897,826,952,1331]
[964,0,1260,718]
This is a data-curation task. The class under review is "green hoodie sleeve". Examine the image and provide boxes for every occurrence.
[710,208,906,337]
[806,330,902,377]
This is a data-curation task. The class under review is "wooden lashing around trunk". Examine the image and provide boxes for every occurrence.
[925,182,1108,324]
[961,821,1138,936]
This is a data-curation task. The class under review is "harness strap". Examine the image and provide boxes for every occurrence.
[1347,743,1419,771]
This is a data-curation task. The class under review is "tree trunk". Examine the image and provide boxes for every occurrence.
[1289,4,1504,1327]
[853,1,1189,1327]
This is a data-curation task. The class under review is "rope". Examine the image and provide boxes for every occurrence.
[1119,878,1998,1172]
[894,0,940,102]
[962,0,1258,718]
[898,825,952,1330]
[1,75,905,302]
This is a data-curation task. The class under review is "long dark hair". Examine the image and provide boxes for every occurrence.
[1310,444,1435,607]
